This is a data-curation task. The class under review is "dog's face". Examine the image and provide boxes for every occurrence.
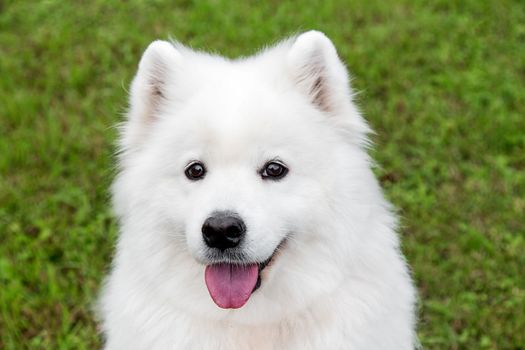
[114,32,374,322]
[176,100,317,262]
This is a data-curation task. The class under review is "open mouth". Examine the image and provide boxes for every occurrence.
[204,245,280,309]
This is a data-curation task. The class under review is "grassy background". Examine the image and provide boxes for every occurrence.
[1,0,524,348]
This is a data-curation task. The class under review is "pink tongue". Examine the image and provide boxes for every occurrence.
[205,263,259,309]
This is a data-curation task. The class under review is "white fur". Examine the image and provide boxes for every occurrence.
[99,31,417,349]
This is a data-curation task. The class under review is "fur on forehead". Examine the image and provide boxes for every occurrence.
[120,31,371,156]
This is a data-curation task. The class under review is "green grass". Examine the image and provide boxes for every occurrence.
[1,0,524,348]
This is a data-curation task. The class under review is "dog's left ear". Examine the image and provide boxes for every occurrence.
[286,31,352,114]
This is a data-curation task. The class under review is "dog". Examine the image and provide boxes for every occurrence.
[98,31,417,349]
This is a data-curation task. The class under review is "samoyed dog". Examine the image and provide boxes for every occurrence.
[99,31,417,349]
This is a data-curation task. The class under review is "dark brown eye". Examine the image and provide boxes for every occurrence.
[261,161,288,180]
[185,162,206,180]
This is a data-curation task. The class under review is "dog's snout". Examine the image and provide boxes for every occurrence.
[202,213,246,250]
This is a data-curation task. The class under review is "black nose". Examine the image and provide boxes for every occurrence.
[202,213,246,250]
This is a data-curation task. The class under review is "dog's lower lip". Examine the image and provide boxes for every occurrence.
[252,255,273,292]
[258,255,272,271]
[252,239,286,292]
[252,258,271,293]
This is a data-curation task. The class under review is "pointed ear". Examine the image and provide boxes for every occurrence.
[286,31,351,114]
[122,40,182,150]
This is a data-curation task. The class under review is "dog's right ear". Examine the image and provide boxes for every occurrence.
[122,40,182,150]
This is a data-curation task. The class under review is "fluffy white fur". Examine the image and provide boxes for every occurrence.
[99,31,417,349]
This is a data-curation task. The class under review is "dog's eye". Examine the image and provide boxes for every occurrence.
[185,161,206,180]
[261,161,288,180]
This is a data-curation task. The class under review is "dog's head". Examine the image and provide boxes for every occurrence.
[113,31,377,322]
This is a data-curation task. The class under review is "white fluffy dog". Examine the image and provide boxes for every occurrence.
[99,31,417,349]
